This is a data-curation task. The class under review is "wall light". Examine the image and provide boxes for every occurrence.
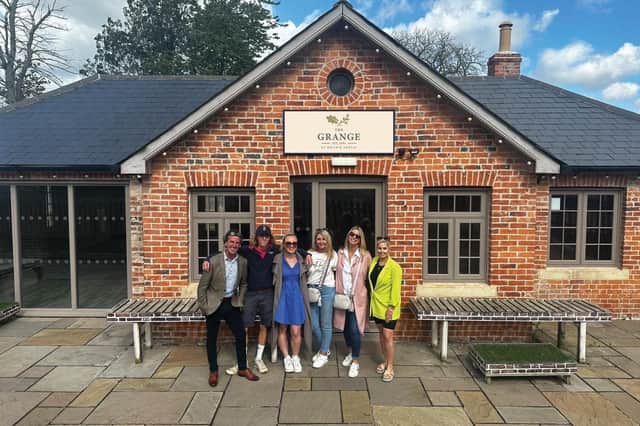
[409,148,419,159]
[397,148,406,159]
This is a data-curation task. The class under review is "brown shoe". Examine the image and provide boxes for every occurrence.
[238,368,259,381]
[208,371,218,387]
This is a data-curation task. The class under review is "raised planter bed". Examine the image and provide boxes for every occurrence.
[0,302,20,322]
[469,343,577,384]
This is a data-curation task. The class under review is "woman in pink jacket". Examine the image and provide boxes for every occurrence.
[333,225,372,378]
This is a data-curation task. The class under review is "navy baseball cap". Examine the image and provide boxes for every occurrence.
[256,224,272,237]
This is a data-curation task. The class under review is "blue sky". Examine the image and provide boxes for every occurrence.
[58,0,640,112]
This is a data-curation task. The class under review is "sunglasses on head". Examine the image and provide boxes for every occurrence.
[284,241,298,247]
[377,236,390,243]
[348,232,361,239]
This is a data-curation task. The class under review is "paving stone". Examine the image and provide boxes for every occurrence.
[172,366,229,391]
[368,377,430,406]
[428,391,461,406]
[584,378,622,392]
[442,365,472,377]
[478,379,550,406]
[381,341,441,366]
[606,356,640,377]
[613,379,640,400]
[585,356,615,367]
[371,406,472,426]
[341,390,371,424]
[51,407,93,424]
[0,336,24,354]
[279,391,341,424]
[39,392,79,407]
[31,366,104,392]
[221,370,283,407]
[457,391,502,423]
[0,377,37,391]
[100,346,170,378]
[20,365,54,378]
[180,391,222,424]
[87,324,132,346]
[531,378,566,392]
[38,346,126,366]
[67,318,108,329]
[284,377,310,391]
[213,407,279,426]
[114,378,174,391]
[578,365,631,379]
[586,346,620,357]
[601,392,640,423]
[20,329,102,346]
[47,318,79,329]
[0,346,56,377]
[70,378,119,407]
[14,406,63,426]
[312,377,366,390]
[617,347,640,363]
[394,365,445,378]
[163,345,208,367]
[545,391,634,425]
[602,337,640,347]
[497,407,568,424]
[154,365,183,378]
[421,377,479,391]
[0,318,55,337]
[84,391,193,424]
[0,391,49,426]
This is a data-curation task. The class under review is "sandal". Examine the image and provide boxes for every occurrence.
[376,363,387,374]
[382,368,394,382]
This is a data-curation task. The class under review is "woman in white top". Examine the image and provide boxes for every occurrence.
[307,229,338,368]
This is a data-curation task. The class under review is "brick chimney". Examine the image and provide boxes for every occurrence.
[487,22,522,77]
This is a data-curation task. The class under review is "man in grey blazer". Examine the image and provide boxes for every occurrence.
[198,230,259,386]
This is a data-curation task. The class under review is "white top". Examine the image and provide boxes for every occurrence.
[341,247,361,295]
[307,250,338,287]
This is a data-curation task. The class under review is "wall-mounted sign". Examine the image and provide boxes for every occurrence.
[284,110,394,154]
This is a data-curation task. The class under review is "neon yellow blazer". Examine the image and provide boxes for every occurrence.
[367,256,402,320]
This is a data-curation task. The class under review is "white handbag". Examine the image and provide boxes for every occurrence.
[308,257,330,304]
[333,293,353,311]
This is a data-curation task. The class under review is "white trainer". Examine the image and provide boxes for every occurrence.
[342,352,353,367]
[313,350,331,362]
[254,358,268,374]
[283,355,294,373]
[225,364,238,376]
[348,362,360,378]
[292,355,302,373]
[312,354,329,368]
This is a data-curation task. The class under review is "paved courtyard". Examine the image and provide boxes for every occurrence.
[1,317,640,425]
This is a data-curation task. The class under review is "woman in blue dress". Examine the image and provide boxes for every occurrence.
[271,233,311,373]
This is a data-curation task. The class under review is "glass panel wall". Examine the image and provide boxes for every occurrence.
[0,186,14,302]
[18,186,70,308]
[75,187,127,308]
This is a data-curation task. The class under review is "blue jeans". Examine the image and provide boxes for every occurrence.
[343,310,361,358]
[310,286,336,353]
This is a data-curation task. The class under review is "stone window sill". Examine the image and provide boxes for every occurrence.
[538,267,629,281]
[417,282,497,298]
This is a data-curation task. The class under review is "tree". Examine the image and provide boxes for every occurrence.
[81,0,280,76]
[392,28,486,77]
[0,0,69,104]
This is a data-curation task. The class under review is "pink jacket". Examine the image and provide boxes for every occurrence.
[333,248,372,335]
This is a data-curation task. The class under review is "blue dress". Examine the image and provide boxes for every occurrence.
[274,259,305,325]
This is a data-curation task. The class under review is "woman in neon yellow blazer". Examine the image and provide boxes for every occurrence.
[368,237,402,382]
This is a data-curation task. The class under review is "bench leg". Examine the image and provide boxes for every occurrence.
[577,322,587,363]
[144,322,152,348]
[431,321,439,347]
[557,322,565,348]
[440,320,448,361]
[133,323,142,363]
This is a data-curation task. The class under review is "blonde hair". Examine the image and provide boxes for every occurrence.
[313,229,335,259]
[344,226,367,252]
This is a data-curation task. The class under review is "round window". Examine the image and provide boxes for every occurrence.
[327,68,354,97]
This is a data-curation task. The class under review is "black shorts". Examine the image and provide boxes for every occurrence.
[373,316,397,330]
[242,289,274,328]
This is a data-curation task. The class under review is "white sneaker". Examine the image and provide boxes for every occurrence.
[254,358,268,374]
[312,354,329,368]
[225,364,238,376]
[292,355,302,373]
[313,350,331,362]
[342,352,353,367]
[283,356,294,373]
[348,362,360,378]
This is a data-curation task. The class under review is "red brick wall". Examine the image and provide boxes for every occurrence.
[125,25,640,342]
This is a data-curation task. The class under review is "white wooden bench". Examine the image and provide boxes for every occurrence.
[0,302,20,322]
[410,296,611,363]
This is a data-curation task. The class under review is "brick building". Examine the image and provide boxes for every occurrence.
[1,2,639,341]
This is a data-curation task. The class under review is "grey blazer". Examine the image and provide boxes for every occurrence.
[197,253,248,316]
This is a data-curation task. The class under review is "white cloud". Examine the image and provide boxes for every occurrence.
[533,9,559,32]
[376,0,413,22]
[577,0,613,13]
[535,41,640,89]
[384,0,533,56]
[602,82,640,100]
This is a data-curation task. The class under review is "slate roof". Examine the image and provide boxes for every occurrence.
[451,75,640,170]
[0,75,233,170]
